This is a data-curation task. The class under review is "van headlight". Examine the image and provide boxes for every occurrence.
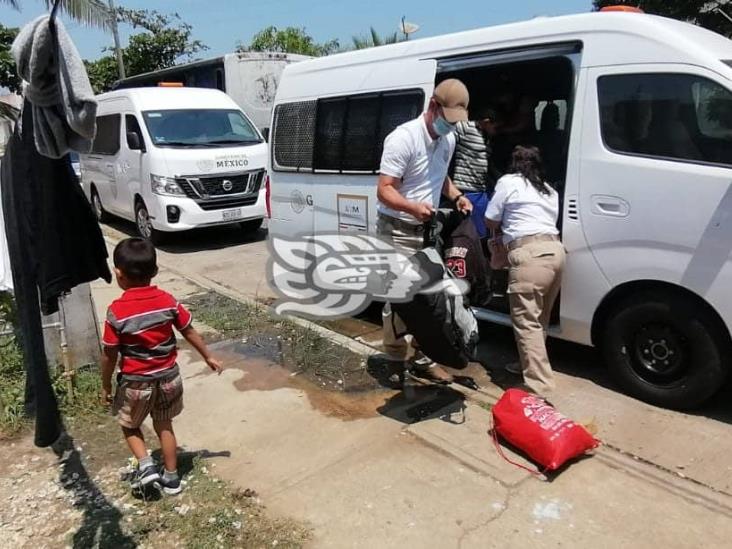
[151,174,185,196]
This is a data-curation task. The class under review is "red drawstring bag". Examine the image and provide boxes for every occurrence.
[491,389,600,472]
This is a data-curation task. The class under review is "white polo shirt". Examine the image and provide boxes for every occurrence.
[377,116,456,224]
[484,173,559,244]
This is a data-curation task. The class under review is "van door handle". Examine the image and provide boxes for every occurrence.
[591,195,630,218]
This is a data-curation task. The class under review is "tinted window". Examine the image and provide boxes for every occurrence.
[141,109,261,147]
[272,90,424,172]
[91,114,120,155]
[272,100,317,170]
[598,73,732,166]
[314,97,348,170]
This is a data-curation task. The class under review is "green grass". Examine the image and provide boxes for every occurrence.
[0,293,106,437]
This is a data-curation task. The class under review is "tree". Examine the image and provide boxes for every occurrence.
[2,0,111,29]
[593,1,732,38]
[238,26,339,57]
[0,24,21,93]
[84,9,207,94]
[352,27,400,50]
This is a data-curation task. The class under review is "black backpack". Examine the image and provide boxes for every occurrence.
[391,248,480,369]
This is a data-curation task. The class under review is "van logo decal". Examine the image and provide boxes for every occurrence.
[222,180,234,192]
[267,233,469,319]
[290,190,306,213]
[197,159,214,172]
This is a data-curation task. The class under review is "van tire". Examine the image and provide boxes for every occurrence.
[135,200,166,246]
[90,187,109,223]
[601,291,728,410]
[239,218,263,234]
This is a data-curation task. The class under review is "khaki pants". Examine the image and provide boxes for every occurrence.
[507,238,566,396]
[376,214,424,361]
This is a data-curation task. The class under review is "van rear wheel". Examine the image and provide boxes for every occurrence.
[135,200,166,246]
[601,291,728,410]
[90,187,109,223]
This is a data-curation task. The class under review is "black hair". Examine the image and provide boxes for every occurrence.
[113,238,157,282]
[509,145,550,195]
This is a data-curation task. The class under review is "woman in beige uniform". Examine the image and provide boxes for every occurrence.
[484,146,566,397]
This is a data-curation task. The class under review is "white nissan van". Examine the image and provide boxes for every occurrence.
[81,87,267,243]
[267,10,732,409]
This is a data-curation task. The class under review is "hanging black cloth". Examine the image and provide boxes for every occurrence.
[1,101,111,447]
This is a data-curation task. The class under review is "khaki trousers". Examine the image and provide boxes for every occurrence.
[376,214,424,361]
[507,238,566,396]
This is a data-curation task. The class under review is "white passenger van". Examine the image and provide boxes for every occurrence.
[268,10,732,409]
[81,87,267,243]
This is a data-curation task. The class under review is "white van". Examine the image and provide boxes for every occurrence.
[81,87,267,243]
[267,11,732,409]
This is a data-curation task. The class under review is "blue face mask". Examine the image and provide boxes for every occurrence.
[432,115,455,137]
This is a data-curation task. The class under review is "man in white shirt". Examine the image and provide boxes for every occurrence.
[376,78,473,383]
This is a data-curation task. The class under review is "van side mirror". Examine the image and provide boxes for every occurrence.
[262,127,270,142]
[127,132,145,152]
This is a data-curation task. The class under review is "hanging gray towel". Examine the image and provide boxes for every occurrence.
[11,15,96,158]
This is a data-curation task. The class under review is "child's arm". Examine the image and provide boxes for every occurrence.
[100,346,118,404]
[180,325,223,374]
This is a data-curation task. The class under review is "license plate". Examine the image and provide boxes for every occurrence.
[222,208,242,221]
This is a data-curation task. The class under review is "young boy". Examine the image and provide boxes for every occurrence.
[101,238,222,495]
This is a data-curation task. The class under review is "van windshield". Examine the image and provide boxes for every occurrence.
[142,109,262,148]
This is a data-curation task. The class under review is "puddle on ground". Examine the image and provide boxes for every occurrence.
[201,339,393,421]
[195,338,464,423]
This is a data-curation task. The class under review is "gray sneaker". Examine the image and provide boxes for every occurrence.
[130,463,160,491]
[156,471,183,496]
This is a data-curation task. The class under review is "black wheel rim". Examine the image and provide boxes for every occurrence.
[629,323,688,385]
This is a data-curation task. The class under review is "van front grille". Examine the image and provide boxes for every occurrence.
[175,170,263,210]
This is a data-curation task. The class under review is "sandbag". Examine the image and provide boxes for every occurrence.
[492,389,599,471]
[391,248,479,369]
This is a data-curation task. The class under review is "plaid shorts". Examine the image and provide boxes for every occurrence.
[113,370,184,429]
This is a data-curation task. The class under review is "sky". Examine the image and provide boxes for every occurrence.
[0,0,593,61]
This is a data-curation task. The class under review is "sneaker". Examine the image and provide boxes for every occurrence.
[504,362,522,375]
[130,463,160,490]
[157,472,183,496]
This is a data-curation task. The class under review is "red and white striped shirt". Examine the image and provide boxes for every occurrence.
[103,286,192,376]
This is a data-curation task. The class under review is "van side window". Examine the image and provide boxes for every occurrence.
[597,73,732,167]
[125,115,143,147]
[272,89,424,173]
[272,100,317,170]
[91,114,121,155]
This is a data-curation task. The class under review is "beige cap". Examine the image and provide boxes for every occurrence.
[433,79,469,123]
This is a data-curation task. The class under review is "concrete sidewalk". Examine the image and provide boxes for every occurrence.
[90,254,732,548]
[100,223,732,499]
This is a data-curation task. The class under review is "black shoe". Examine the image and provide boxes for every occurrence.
[130,463,160,490]
[157,472,183,496]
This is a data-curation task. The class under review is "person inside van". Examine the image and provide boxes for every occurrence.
[491,91,539,172]
[536,101,565,187]
[451,106,502,238]
[484,145,565,398]
[376,78,473,383]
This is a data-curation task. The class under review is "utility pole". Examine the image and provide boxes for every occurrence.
[108,0,125,80]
